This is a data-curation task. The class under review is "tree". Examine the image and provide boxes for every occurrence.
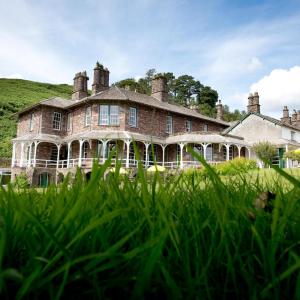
[222,105,246,122]
[112,78,138,91]
[197,86,218,108]
[171,75,203,107]
[252,142,277,166]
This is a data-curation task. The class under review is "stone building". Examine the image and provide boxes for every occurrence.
[10,62,300,186]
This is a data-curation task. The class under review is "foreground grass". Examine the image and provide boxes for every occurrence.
[1,164,300,299]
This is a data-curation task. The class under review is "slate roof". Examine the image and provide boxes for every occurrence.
[17,87,230,127]
[223,112,300,134]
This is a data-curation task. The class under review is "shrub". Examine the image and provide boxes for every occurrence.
[14,172,29,189]
[253,141,277,164]
[215,157,258,176]
[284,150,300,161]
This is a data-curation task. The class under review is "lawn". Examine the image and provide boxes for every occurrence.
[1,161,300,299]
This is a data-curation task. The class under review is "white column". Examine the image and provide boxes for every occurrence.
[162,145,166,166]
[78,140,84,167]
[11,142,16,167]
[238,146,241,158]
[226,144,230,161]
[145,143,150,167]
[20,142,25,167]
[67,142,71,168]
[179,143,185,169]
[248,148,251,159]
[27,143,32,167]
[102,140,108,163]
[202,143,208,161]
[285,144,289,169]
[33,141,38,167]
[125,140,131,168]
[56,144,61,169]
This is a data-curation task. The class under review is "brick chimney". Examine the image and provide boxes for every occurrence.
[92,62,110,95]
[72,71,89,100]
[216,100,224,120]
[281,106,291,124]
[247,92,260,114]
[291,110,297,125]
[151,75,168,102]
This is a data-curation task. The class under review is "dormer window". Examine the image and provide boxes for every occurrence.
[203,124,208,132]
[53,112,61,130]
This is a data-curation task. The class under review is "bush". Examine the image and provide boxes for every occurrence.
[215,157,258,176]
[253,141,277,164]
[14,172,29,189]
[284,150,300,161]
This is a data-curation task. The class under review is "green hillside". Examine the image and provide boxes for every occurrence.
[0,78,73,158]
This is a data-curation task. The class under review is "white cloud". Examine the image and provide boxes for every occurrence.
[250,66,300,116]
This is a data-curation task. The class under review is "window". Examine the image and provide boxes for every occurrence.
[53,112,61,130]
[129,107,137,127]
[291,131,296,141]
[110,105,119,125]
[99,105,120,125]
[83,141,89,159]
[203,124,208,132]
[166,115,173,134]
[99,105,109,125]
[29,113,34,131]
[185,120,191,132]
[67,113,72,131]
[85,106,92,126]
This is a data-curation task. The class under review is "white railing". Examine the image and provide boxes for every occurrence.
[12,158,225,170]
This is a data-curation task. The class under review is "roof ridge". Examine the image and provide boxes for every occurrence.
[115,86,129,99]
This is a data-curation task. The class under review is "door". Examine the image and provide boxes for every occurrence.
[39,173,49,188]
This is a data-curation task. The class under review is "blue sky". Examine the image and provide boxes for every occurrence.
[1,0,300,117]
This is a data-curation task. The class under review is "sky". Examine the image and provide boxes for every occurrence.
[0,0,300,118]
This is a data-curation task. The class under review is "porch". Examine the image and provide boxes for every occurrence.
[11,136,251,170]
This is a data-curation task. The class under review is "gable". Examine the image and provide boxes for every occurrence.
[228,114,282,144]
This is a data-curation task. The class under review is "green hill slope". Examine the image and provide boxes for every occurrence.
[0,78,73,158]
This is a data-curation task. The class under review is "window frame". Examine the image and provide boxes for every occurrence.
[291,131,296,141]
[85,106,92,126]
[129,107,137,127]
[109,105,119,126]
[29,112,34,131]
[203,124,208,132]
[185,120,192,132]
[52,112,62,131]
[166,115,173,134]
[67,112,72,131]
[99,105,120,126]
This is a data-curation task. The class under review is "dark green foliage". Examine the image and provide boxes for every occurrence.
[1,160,300,299]
[222,105,247,122]
[0,79,73,157]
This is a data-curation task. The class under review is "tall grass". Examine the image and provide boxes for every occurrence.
[1,159,300,299]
